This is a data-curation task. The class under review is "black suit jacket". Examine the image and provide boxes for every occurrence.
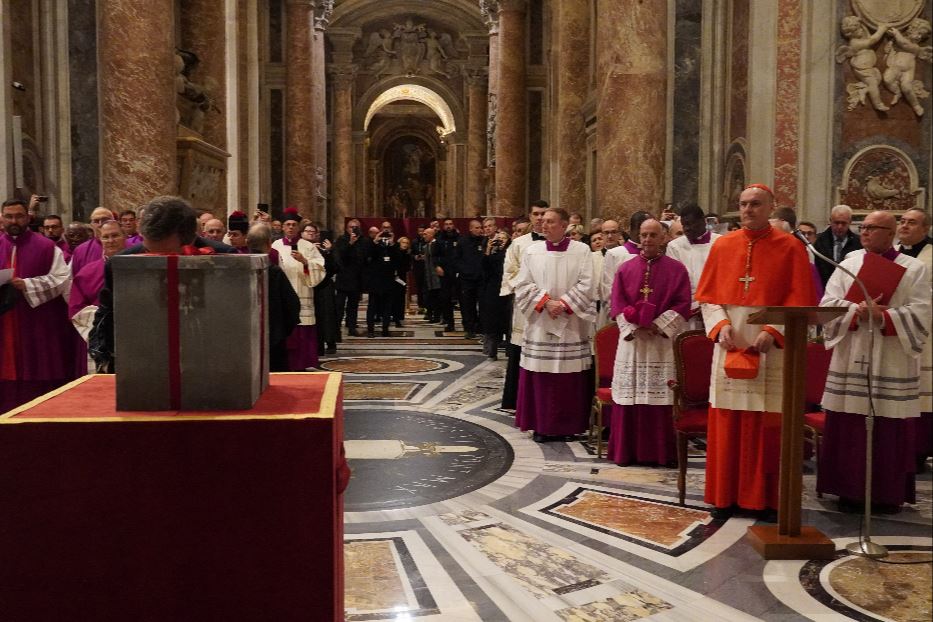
[812,227,861,286]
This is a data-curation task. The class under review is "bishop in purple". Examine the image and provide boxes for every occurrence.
[608,218,692,465]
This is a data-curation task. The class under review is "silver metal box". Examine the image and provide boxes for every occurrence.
[112,254,270,411]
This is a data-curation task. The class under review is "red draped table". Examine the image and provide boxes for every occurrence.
[0,373,344,621]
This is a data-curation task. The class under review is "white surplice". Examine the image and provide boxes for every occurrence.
[272,238,326,325]
[820,250,931,419]
[501,232,539,345]
[600,246,635,319]
[513,240,596,373]
[665,232,721,330]
[898,242,932,412]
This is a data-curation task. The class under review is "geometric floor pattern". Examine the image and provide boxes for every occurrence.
[329,302,933,621]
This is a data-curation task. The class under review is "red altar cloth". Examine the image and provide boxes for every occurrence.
[0,373,344,621]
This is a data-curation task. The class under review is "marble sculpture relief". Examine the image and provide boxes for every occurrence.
[175,50,219,134]
[362,19,458,78]
[837,0,932,116]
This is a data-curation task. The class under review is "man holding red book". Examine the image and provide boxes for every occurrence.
[818,210,931,512]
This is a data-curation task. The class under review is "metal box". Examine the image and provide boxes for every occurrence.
[112,254,270,410]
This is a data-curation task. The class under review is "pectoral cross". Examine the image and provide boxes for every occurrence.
[854,355,870,373]
[639,284,653,298]
[738,274,755,293]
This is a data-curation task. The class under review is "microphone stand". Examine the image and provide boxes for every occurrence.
[795,231,887,559]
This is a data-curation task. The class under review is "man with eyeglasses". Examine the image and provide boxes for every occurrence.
[41,215,70,261]
[1,198,80,413]
[70,206,124,276]
[818,210,931,513]
[813,204,861,286]
[897,208,932,469]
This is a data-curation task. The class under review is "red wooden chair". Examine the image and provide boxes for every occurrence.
[803,342,833,496]
[590,323,620,459]
[668,330,713,505]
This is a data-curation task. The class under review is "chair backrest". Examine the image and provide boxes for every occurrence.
[593,323,621,387]
[805,342,833,408]
[673,330,714,407]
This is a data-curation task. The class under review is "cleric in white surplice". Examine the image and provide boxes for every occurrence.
[817,210,931,511]
[513,207,597,443]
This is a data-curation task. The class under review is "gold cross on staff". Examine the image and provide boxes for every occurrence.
[639,284,653,299]
[738,274,755,293]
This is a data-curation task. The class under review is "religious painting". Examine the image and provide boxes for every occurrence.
[383,136,436,219]
[837,145,925,214]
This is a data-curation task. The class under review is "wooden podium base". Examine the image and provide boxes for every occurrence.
[746,526,836,560]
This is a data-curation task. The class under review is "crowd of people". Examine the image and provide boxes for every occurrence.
[1,188,930,519]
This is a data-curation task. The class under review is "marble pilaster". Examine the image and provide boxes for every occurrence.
[311,2,332,225]
[772,0,801,209]
[466,73,488,215]
[480,0,500,214]
[285,0,315,219]
[98,0,176,210]
[331,67,355,226]
[493,0,527,216]
[554,0,589,214]
[596,1,667,222]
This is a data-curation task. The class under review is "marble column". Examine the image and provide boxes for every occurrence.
[493,0,527,217]
[596,0,667,223]
[480,0,500,214]
[311,2,332,224]
[331,67,355,226]
[285,0,315,219]
[554,0,588,214]
[98,0,176,210]
[466,72,488,215]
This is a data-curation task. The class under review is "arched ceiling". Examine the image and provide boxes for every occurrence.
[365,84,455,135]
[330,0,485,32]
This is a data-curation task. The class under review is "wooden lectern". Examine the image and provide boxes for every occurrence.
[745,306,846,560]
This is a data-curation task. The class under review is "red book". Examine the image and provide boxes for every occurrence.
[843,252,906,306]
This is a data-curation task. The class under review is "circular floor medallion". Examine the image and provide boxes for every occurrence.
[321,356,446,374]
[344,409,514,511]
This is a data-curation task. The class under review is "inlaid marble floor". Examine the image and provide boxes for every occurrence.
[327,304,933,622]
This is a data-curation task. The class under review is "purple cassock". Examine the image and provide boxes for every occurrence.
[52,237,72,263]
[68,259,105,319]
[1,229,80,413]
[818,410,917,507]
[515,237,592,437]
[623,240,640,254]
[607,254,691,466]
[69,237,104,276]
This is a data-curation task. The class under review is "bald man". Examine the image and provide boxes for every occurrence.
[818,210,931,512]
[202,219,227,243]
[694,184,815,519]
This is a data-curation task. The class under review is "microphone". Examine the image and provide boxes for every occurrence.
[794,227,886,558]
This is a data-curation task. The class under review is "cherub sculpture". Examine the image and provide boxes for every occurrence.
[883,18,933,117]
[836,16,889,111]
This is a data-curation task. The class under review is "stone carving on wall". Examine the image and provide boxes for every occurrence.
[479,0,500,35]
[175,49,219,135]
[837,1,932,116]
[486,92,497,167]
[721,140,748,214]
[361,19,458,78]
[883,18,933,116]
[837,145,925,212]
